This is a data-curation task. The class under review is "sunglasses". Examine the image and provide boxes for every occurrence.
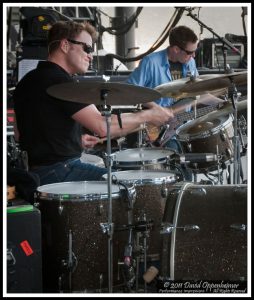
[67,39,93,54]
[177,44,198,55]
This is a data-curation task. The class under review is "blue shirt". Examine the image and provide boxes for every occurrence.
[126,47,199,107]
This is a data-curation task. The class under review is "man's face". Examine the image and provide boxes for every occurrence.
[66,31,93,74]
[176,41,199,64]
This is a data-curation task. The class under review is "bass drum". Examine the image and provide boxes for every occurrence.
[160,183,247,281]
[35,181,135,292]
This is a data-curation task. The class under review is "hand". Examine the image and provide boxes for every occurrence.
[81,134,101,149]
[148,104,174,127]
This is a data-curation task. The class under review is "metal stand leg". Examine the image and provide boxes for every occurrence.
[98,89,114,293]
[230,83,242,184]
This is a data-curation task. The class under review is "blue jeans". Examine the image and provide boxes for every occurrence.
[32,158,108,186]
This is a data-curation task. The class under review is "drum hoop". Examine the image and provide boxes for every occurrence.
[102,170,177,186]
[176,115,233,141]
[170,182,193,279]
[106,170,178,185]
[36,181,127,201]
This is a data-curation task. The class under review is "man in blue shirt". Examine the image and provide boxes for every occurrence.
[127,25,199,107]
[127,25,199,179]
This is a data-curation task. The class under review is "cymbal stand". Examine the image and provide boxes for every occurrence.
[137,104,145,147]
[216,145,221,184]
[229,82,242,184]
[100,89,114,293]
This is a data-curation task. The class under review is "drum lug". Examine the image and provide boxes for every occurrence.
[187,142,192,152]
[230,223,246,231]
[100,222,114,235]
[160,223,174,234]
[161,180,168,198]
[97,203,104,215]
[225,148,232,157]
[33,201,40,209]
[33,192,40,208]
[220,130,226,141]
[58,204,63,215]
[160,222,200,234]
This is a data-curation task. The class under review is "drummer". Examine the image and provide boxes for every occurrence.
[13,20,172,186]
[127,25,199,180]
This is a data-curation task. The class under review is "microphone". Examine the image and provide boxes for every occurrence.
[152,124,169,146]
[220,37,241,55]
[173,153,218,164]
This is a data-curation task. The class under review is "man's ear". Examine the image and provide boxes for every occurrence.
[61,39,69,53]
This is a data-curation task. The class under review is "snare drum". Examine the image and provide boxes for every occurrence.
[159,183,247,281]
[103,170,179,262]
[112,148,175,170]
[35,181,135,292]
[176,115,234,171]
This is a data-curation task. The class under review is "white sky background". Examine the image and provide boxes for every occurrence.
[100,6,248,56]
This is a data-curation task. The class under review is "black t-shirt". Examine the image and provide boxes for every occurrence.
[13,61,88,166]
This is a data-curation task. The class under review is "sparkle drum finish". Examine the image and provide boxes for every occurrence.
[160,183,247,281]
[35,181,135,292]
[176,115,234,171]
[103,170,179,262]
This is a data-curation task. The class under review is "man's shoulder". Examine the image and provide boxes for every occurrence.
[146,48,167,60]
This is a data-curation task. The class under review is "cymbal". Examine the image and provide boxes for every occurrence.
[47,81,161,105]
[155,71,247,100]
[179,99,247,128]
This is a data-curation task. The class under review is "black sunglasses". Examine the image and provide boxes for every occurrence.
[177,44,198,55]
[67,39,93,54]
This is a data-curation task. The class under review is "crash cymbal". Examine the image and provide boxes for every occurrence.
[180,99,247,128]
[182,71,247,94]
[47,81,161,105]
[155,71,247,100]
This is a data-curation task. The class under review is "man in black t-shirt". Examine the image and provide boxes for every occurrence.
[14,20,172,185]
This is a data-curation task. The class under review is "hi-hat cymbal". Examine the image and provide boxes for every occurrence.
[155,71,247,100]
[47,81,161,105]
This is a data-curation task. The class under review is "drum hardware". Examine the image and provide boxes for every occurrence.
[230,224,246,231]
[161,180,168,198]
[229,83,242,184]
[60,230,78,292]
[160,223,200,235]
[152,124,170,147]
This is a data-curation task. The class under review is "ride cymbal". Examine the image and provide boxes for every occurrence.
[47,81,161,105]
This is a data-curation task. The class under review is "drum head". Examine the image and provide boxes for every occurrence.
[113,148,174,167]
[103,170,177,185]
[37,181,121,200]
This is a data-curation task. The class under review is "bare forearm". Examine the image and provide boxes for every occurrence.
[109,110,152,138]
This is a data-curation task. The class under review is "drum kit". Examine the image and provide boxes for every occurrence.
[34,71,247,293]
